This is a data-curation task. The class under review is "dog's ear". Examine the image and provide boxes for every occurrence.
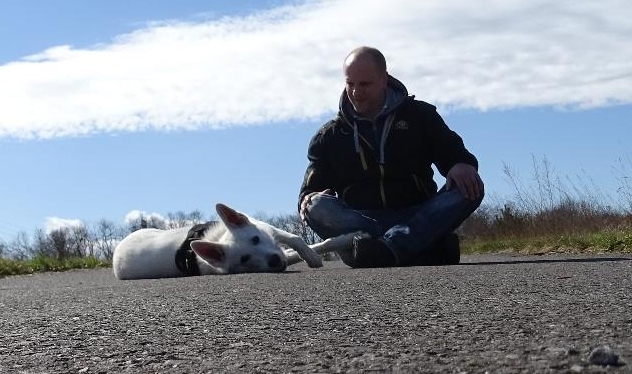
[216,203,249,228]
[190,240,226,268]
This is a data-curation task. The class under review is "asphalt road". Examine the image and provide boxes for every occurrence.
[1,253,631,374]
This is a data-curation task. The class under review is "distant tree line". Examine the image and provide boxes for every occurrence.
[0,210,326,261]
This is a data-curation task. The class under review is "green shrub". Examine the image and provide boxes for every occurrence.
[0,256,110,278]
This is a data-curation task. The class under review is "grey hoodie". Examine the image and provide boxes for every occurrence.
[340,76,409,164]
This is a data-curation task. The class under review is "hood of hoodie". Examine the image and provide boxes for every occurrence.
[338,75,411,164]
[338,75,410,123]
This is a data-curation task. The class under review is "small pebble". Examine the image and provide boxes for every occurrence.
[588,345,620,366]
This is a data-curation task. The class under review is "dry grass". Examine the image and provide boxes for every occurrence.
[460,155,632,254]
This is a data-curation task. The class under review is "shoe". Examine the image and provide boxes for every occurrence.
[351,235,397,268]
[440,233,460,265]
[415,233,460,266]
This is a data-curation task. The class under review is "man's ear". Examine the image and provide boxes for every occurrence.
[190,240,226,268]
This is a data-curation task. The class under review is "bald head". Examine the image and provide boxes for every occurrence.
[344,46,387,74]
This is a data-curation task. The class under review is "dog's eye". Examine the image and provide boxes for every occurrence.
[251,236,260,245]
[240,254,251,264]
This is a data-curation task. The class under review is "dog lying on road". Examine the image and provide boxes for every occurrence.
[113,203,361,280]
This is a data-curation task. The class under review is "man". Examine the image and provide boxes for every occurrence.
[299,46,484,268]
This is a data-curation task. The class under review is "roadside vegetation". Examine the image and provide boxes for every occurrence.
[0,256,108,278]
[1,155,631,278]
[459,155,632,254]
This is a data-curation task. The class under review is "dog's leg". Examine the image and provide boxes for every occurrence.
[284,231,369,266]
[283,248,305,266]
[311,231,368,255]
[271,229,323,268]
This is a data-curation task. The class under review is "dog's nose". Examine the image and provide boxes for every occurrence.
[267,254,286,272]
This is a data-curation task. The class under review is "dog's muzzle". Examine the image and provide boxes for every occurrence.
[268,253,287,272]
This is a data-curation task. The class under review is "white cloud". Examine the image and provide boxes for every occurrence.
[45,217,85,234]
[0,0,630,139]
[123,210,167,229]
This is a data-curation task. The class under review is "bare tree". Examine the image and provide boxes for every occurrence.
[259,213,320,244]
[32,228,54,258]
[188,210,205,225]
[49,229,69,258]
[127,218,141,233]
[166,210,208,229]
[128,212,166,232]
[68,226,92,258]
[0,239,7,258]
[93,219,122,260]
[9,231,32,260]
[167,211,188,229]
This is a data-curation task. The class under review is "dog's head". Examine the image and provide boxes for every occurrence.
[189,203,287,274]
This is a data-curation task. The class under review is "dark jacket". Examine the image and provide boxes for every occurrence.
[298,76,478,211]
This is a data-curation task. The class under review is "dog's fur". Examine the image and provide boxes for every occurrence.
[113,203,362,280]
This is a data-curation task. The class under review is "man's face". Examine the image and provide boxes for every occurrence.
[344,57,388,119]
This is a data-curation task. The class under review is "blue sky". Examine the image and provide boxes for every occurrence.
[0,0,631,241]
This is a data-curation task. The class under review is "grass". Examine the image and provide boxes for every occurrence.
[462,228,632,255]
[457,155,632,256]
[0,256,110,278]
[460,201,632,255]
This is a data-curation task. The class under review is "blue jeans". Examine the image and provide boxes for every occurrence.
[304,186,483,266]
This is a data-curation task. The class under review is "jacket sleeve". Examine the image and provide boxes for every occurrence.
[424,106,478,177]
[297,124,336,212]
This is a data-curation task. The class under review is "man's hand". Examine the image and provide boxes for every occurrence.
[446,163,484,201]
[300,189,333,221]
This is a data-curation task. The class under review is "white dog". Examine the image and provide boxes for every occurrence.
[113,203,361,280]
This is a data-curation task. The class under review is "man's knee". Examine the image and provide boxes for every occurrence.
[443,187,484,216]
[305,195,327,222]
[467,188,485,214]
[304,194,344,239]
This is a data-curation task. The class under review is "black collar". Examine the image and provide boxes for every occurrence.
[175,222,215,276]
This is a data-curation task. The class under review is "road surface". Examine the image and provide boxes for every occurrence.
[1,253,631,373]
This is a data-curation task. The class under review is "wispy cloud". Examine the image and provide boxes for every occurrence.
[124,210,167,229]
[45,217,84,234]
[43,210,189,235]
[1,0,630,139]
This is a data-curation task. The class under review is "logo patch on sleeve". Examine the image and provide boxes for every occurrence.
[394,120,408,130]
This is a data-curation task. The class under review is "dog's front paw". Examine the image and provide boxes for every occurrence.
[303,253,323,268]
